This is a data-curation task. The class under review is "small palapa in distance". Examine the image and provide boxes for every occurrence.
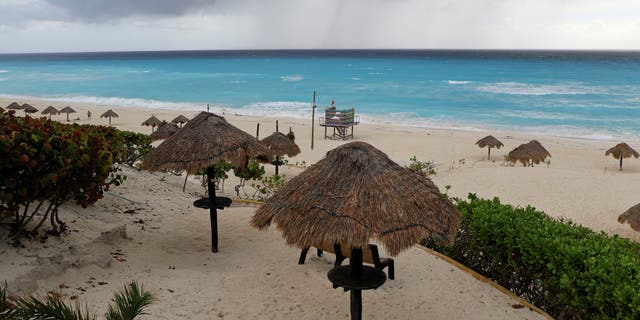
[605,142,639,171]
[475,135,504,160]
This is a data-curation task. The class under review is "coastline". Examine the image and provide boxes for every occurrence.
[2,95,639,318]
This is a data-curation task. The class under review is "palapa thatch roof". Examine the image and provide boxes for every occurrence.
[171,114,189,125]
[619,203,640,232]
[101,109,119,118]
[260,132,301,157]
[59,106,76,114]
[0,106,4,113]
[41,106,59,115]
[142,115,163,127]
[251,141,460,256]
[22,104,38,113]
[6,102,22,110]
[507,140,551,166]
[605,143,639,160]
[476,135,504,149]
[142,112,272,174]
[150,121,180,141]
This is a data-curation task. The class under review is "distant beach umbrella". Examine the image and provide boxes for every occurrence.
[41,106,59,119]
[252,142,459,320]
[260,131,301,174]
[475,135,504,160]
[171,114,189,128]
[619,203,640,232]
[6,102,22,110]
[142,112,272,253]
[149,121,180,141]
[142,115,163,132]
[101,109,119,125]
[605,143,639,171]
[507,140,551,167]
[59,106,76,122]
[22,103,38,115]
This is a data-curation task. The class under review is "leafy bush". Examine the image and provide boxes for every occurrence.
[0,113,125,239]
[250,174,286,201]
[196,161,233,194]
[424,194,640,319]
[1,281,153,320]
[115,130,153,166]
[406,155,437,176]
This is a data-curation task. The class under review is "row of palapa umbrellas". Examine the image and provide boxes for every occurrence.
[141,111,459,319]
[3,102,120,124]
[476,135,639,171]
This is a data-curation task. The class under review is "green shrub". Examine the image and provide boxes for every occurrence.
[0,113,125,239]
[250,174,286,201]
[406,155,437,176]
[424,194,640,319]
[115,130,153,166]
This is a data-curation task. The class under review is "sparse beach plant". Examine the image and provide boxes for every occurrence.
[250,174,286,201]
[406,155,437,176]
[3,281,153,320]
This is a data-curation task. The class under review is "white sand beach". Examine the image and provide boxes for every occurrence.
[4,97,640,319]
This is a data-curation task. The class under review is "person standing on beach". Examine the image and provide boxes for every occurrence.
[87,110,91,120]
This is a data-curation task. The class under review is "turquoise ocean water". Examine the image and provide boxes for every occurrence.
[1,50,639,140]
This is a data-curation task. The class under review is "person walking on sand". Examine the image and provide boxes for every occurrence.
[87,110,91,120]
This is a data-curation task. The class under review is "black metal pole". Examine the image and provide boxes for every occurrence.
[350,247,363,320]
[206,166,219,253]
[256,123,260,141]
[311,91,316,150]
[620,157,623,171]
[275,156,279,175]
[276,120,279,132]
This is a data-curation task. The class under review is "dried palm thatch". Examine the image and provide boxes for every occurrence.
[619,203,640,232]
[142,112,272,174]
[142,115,163,132]
[150,121,180,141]
[101,109,119,125]
[252,141,460,256]
[605,143,639,171]
[261,132,301,157]
[476,135,503,160]
[22,104,38,114]
[507,140,551,166]
[0,106,4,113]
[59,106,76,121]
[6,102,22,110]
[171,114,189,127]
[41,106,59,119]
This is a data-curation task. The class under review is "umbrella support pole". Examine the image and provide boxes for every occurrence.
[620,157,623,171]
[275,156,279,175]
[350,289,362,320]
[207,166,219,253]
[350,248,363,320]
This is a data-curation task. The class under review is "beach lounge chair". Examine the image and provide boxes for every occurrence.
[299,242,395,280]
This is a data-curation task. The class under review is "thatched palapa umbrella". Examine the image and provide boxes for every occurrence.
[142,112,272,252]
[41,106,59,119]
[260,131,301,175]
[476,135,503,160]
[6,102,22,110]
[171,114,189,128]
[605,143,638,171]
[142,115,163,133]
[507,140,551,166]
[619,203,640,232]
[101,109,119,125]
[252,141,459,319]
[22,103,38,116]
[59,106,76,122]
[150,121,180,141]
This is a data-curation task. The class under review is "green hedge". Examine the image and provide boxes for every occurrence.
[425,194,640,319]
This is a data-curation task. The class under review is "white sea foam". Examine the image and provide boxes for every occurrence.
[0,70,8,73]
[448,80,471,84]
[476,82,601,96]
[280,75,303,82]
[352,77,361,80]
[0,94,207,111]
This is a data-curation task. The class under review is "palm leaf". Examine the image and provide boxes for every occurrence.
[12,293,94,320]
[105,282,154,320]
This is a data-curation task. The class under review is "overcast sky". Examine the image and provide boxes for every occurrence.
[1,0,639,53]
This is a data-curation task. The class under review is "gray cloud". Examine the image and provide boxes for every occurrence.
[45,0,216,21]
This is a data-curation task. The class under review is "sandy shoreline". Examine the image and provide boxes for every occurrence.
[3,96,640,318]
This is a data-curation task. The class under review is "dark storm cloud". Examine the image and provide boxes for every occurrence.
[45,0,217,21]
